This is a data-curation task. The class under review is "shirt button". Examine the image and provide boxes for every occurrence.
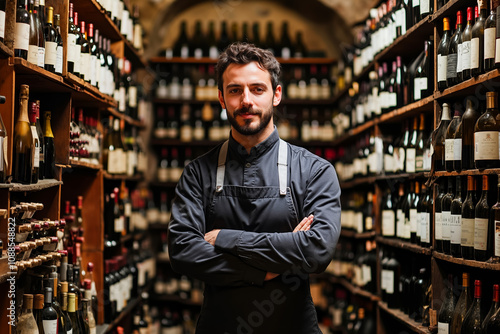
[245,163,251,168]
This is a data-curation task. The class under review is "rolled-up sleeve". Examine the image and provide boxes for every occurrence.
[214,162,341,274]
[168,161,267,287]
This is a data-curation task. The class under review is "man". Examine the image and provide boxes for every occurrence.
[168,42,341,333]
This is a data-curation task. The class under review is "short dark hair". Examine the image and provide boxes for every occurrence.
[216,42,281,94]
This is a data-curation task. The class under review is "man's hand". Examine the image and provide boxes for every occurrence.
[293,214,313,233]
[204,229,220,246]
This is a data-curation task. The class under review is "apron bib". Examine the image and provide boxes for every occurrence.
[196,140,320,334]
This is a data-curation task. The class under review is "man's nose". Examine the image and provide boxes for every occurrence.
[241,88,252,107]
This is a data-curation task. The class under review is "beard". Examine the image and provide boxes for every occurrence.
[227,104,274,136]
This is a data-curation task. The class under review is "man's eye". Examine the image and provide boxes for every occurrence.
[229,89,239,94]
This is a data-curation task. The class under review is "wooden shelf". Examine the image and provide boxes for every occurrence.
[0,41,13,59]
[103,172,143,181]
[376,236,432,255]
[434,168,500,177]
[433,251,500,270]
[12,57,71,91]
[149,56,335,65]
[434,69,500,100]
[326,275,380,302]
[430,0,465,23]
[65,72,117,108]
[340,172,429,189]
[150,293,202,307]
[69,159,102,170]
[0,256,13,284]
[340,176,377,189]
[341,230,376,239]
[10,179,62,192]
[379,95,435,124]
[378,301,432,334]
[105,107,145,128]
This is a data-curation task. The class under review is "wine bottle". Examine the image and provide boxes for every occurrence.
[280,21,293,60]
[495,0,500,69]
[461,280,484,333]
[420,0,432,20]
[28,101,40,184]
[484,0,497,72]
[423,184,433,248]
[34,0,44,68]
[462,176,477,260]
[192,21,206,58]
[73,11,82,78]
[414,40,432,100]
[410,182,420,243]
[471,0,488,76]
[207,21,218,59]
[413,0,421,25]
[79,20,90,82]
[406,117,418,173]
[43,6,56,73]
[68,293,81,334]
[386,252,401,309]
[448,11,463,86]
[433,103,452,171]
[42,287,58,334]
[13,84,33,184]
[461,7,474,80]
[492,175,500,262]
[438,17,452,90]
[88,23,97,87]
[264,21,276,55]
[451,272,472,333]
[54,14,63,75]
[450,176,463,257]
[483,284,499,331]
[15,0,30,60]
[34,293,44,332]
[382,189,396,238]
[43,111,55,179]
[396,183,408,239]
[218,21,230,52]
[27,0,39,65]
[474,174,492,261]
[438,275,455,334]
[442,178,454,254]
[417,183,428,245]
[416,113,427,172]
[445,107,462,171]
[435,181,446,252]
[67,3,77,75]
[17,294,39,333]
[458,98,480,170]
[474,91,500,169]
[82,298,96,334]
[60,291,73,334]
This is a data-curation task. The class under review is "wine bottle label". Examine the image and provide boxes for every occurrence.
[447,53,458,79]
[181,46,189,58]
[435,212,443,240]
[82,52,91,80]
[414,77,426,100]
[282,47,291,60]
[365,216,373,231]
[398,147,406,172]
[442,211,451,241]
[454,138,462,161]
[462,41,471,71]
[421,0,429,14]
[157,167,168,182]
[0,137,3,172]
[194,48,203,59]
[495,220,500,256]
[381,269,388,291]
[119,86,126,112]
[406,148,416,173]
[485,28,495,60]
[43,319,58,334]
[474,218,488,251]
[457,44,463,73]
[67,329,73,334]
[15,23,30,51]
[474,131,500,160]
[388,92,397,108]
[382,210,395,236]
[128,86,138,108]
[496,38,500,64]
[180,125,193,142]
[0,11,5,39]
[90,55,97,85]
[355,212,363,233]
[450,214,462,245]
[127,151,136,176]
[67,34,77,63]
[422,213,430,243]
[362,264,372,285]
[384,153,394,173]
[385,270,395,294]
[445,138,455,161]
[415,154,424,171]
[74,44,81,73]
[396,8,407,35]
[30,126,39,168]
[471,38,480,69]
[438,322,449,334]
[28,45,39,64]
[461,218,475,247]
[417,212,423,238]
[114,216,124,232]
[438,54,448,83]
[413,0,419,6]
[410,209,418,233]
[45,41,57,66]
[108,148,126,174]
[38,47,45,67]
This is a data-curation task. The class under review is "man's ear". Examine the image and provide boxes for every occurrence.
[218,90,226,109]
[273,85,282,107]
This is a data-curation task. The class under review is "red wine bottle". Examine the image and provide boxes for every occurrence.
[461,280,484,333]
[461,175,477,259]
[474,174,492,261]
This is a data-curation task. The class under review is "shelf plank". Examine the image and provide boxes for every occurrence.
[341,230,376,239]
[340,172,429,189]
[433,251,500,270]
[149,57,335,65]
[378,301,432,334]
[434,69,500,100]
[103,172,143,181]
[105,107,145,128]
[430,0,464,24]
[325,275,380,302]
[340,176,377,189]
[66,72,117,108]
[434,168,500,177]
[10,179,62,192]
[0,41,13,59]
[376,236,432,255]
[69,159,102,170]
[12,57,72,91]
[379,95,435,123]
[72,0,121,42]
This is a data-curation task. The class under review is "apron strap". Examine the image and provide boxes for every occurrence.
[278,139,288,196]
[216,139,288,195]
[216,140,229,193]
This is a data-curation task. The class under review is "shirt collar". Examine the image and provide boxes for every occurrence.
[228,127,280,161]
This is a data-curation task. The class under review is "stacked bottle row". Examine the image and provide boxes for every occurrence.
[138,305,199,334]
[154,272,204,305]
[379,248,431,325]
[163,20,310,60]
[16,261,98,334]
[327,240,377,294]
[340,191,375,234]
[6,84,56,184]
[435,92,500,172]
[437,1,500,90]
[69,108,101,166]
[102,116,147,175]
[334,39,433,138]
[341,0,433,86]
[437,272,500,333]
[434,174,500,263]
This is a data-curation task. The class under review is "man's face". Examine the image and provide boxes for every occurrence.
[218,62,281,136]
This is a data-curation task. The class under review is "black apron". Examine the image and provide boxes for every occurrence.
[196,139,321,334]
